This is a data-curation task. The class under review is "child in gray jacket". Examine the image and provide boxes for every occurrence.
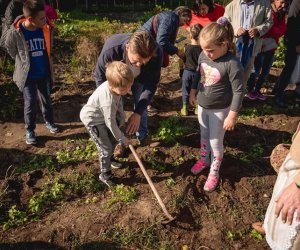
[80,61,133,187]
[5,0,58,145]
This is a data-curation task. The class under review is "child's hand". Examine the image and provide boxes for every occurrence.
[114,144,124,158]
[223,111,238,131]
[122,137,129,147]
[189,89,197,107]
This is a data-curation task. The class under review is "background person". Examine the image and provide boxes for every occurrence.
[246,0,287,101]
[224,0,273,85]
[185,0,225,28]
[5,0,59,145]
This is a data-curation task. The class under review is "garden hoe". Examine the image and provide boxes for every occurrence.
[129,144,176,224]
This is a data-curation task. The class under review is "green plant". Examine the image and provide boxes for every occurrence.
[18,155,56,173]
[165,177,176,187]
[250,229,263,241]
[146,154,166,173]
[273,37,286,68]
[3,205,28,230]
[56,139,98,164]
[157,116,190,143]
[64,171,104,194]
[249,143,264,158]
[112,184,138,203]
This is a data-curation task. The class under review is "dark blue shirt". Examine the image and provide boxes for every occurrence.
[20,24,48,79]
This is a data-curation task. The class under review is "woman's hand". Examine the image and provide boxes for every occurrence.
[275,182,300,225]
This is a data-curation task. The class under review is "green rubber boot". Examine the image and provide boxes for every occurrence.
[181,104,188,116]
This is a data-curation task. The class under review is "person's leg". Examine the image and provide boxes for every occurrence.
[204,106,230,192]
[191,106,211,174]
[23,79,38,144]
[275,45,298,105]
[247,53,263,93]
[131,82,148,141]
[86,124,115,186]
[37,77,54,123]
[181,70,191,116]
[254,51,274,98]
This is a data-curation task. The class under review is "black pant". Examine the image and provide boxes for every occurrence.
[274,43,298,100]
[23,77,54,131]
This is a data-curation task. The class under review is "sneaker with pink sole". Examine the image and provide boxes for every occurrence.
[191,159,209,175]
[204,172,219,192]
[256,92,267,101]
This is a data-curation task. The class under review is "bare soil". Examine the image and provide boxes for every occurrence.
[1,27,300,250]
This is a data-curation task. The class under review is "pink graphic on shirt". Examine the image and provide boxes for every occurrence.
[200,63,221,86]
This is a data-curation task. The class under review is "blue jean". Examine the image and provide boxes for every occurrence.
[131,82,148,140]
[247,50,275,93]
[23,77,54,131]
[182,69,198,104]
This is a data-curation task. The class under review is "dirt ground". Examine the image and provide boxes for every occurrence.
[1,28,300,250]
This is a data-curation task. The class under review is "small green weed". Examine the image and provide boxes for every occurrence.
[18,155,56,173]
[64,171,104,194]
[165,177,176,187]
[2,205,28,231]
[146,155,166,173]
[250,229,263,241]
[157,116,190,143]
[56,139,97,164]
[111,184,138,203]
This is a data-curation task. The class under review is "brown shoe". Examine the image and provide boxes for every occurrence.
[252,222,265,234]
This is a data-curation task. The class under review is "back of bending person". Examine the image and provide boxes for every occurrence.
[94,31,163,146]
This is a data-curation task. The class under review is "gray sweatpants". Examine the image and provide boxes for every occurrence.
[86,124,117,173]
[197,105,230,160]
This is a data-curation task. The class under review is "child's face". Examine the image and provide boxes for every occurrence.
[29,11,46,29]
[200,38,227,61]
[110,84,132,96]
[125,44,152,67]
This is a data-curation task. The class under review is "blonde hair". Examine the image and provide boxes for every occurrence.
[23,0,45,18]
[200,18,236,54]
[190,23,203,40]
[105,61,134,89]
[128,31,157,58]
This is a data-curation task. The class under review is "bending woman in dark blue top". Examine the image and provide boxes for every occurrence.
[94,31,163,144]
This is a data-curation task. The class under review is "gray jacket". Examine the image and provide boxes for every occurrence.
[224,0,273,57]
[5,16,53,91]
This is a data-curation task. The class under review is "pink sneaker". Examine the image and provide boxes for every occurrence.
[256,92,267,101]
[191,159,209,175]
[247,91,258,100]
[204,172,219,192]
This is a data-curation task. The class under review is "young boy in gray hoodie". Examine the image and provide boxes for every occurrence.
[5,0,58,145]
[80,61,133,187]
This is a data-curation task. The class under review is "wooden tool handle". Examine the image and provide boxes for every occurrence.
[129,144,174,221]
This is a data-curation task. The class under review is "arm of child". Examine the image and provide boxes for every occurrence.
[5,28,17,59]
[101,106,127,145]
[224,110,238,131]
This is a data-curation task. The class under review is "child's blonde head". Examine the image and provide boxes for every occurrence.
[200,17,236,54]
[190,23,203,41]
[105,61,134,89]
[127,31,157,59]
[23,0,45,18]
